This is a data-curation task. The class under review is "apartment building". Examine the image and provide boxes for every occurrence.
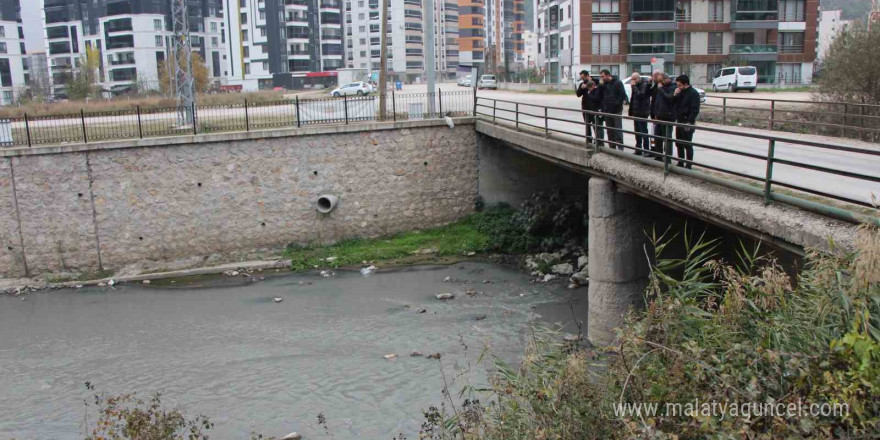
[0,0,26,104]
[817,9,850,61]
[42,0,228,97]
[576,0,817,85]
[458,0,486,72]
[535,0,580,83]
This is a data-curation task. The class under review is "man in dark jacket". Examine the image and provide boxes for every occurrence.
[575,70,603,145]
[627,73,650,155]
[648,72,676,161]
[598,69,625,150]
[671,74,701,169]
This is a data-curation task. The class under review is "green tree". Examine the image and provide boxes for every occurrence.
[158,52,211,96]
[817,23,880,104]
[66,46,101,100]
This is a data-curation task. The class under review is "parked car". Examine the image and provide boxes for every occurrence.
[712,66,758,92]
[329,81,372,97]
[623,74,706,103]
[459,75,472,87]
[477,74,497,89]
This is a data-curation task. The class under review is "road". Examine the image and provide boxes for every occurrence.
[471,88,880,208]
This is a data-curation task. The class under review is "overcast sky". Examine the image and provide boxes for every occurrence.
[21,1,44,53]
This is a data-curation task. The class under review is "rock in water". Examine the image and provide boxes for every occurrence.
[577,255,589,270]
[551,263,574,275]
[360,265,376,275]
[570,271,589,286]
[281,433,302,440]
[410,351,423,357]
[274,297,283,303]
[383,353,398,360]
[142,279,151,285]
[542,274,558,283]
[435,292,455,300]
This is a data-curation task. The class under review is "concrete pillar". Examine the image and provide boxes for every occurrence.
[588,177,650,345]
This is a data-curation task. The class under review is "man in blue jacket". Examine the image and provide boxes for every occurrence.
[598,69,626,150]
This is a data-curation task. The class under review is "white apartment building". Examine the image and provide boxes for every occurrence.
[0,17,26,104]
[535,0,580,83]
[817,9,850,61]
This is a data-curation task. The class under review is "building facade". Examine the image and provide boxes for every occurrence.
[41,0,228,97]
[817,9,850,62]
[0,0,26,104]
[568,0,817,86]
[535,0,580,83]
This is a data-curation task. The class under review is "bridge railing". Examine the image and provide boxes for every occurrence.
[475,96,880,227]
[0,90,474,148]
[701,94,880,143]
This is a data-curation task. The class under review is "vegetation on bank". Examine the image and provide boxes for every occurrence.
[421,225,880,440]
[284,192,588,271]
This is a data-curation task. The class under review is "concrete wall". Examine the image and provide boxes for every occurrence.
[0,119,478,277]
[477,132,590,208]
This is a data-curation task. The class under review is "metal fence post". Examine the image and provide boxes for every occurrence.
[295,96,301,128]
[842,103,848,138]
[244,99,250,131]
[763,139,776,205]
[23,113,31,147]
[544,107,549,137]
[80,109,87,143]
[192,102,197,135]
[392,90,397,122]
[515,103,519,129]
[769,100,775,130]
[136,105,143,138]
[492,99,496,123]
[343,94,349,124]
[472,87,477,116]
[438,88,443,117]
[722,97,728,125]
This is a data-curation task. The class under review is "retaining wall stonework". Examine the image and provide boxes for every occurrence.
[0,119,479,277]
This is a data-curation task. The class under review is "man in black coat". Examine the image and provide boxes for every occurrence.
[575,70,603,145]
[598,69,625,150]
[648,71,676,161]
[627,73,651,155]
[671,74,701,169]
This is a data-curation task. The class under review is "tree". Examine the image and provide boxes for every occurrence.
[158,51,210,97]
[66,46,101,100]
[817,23,880,104]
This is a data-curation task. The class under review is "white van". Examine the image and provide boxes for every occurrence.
[712,66,758,93]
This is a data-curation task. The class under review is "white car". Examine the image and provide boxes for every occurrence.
[477,74,497,89]
[330,81,372,97]
[623,75,706,103]
[459,75,472,87]
[712,66,758,92]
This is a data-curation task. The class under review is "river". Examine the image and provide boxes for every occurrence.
[0,262,585,439]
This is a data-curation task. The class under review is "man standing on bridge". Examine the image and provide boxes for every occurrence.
[649,72,676,161]
[628,73,651,156]
[598,69,626,150]
[671,74,701,169]
[576,70,603,146]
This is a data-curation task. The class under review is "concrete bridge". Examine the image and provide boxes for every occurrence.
[1,103,876,344]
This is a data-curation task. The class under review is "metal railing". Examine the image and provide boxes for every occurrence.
[701,94,880,142]
[0,91,474,149]
[473,96,880,226]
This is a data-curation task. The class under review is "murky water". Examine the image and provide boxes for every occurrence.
[0,262,585,440]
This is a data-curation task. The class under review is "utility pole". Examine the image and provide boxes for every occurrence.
[378,0,389,119]
[425,0,436,115]
[171,0,194,125]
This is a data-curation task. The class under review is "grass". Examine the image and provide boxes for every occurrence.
[284,215,491,271]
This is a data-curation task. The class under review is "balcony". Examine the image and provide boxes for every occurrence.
[630,11,674,22]
[778,44,804,54]
[729,44,776,54]
[779,12,805,22]
[674,43,690,54]
[320,0,341,8]
[675,12,691,22]
[630,44,674,54]
[707,44,723,55]
[593,12,621,22]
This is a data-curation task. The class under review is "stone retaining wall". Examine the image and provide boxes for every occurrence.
[0,119,478,277]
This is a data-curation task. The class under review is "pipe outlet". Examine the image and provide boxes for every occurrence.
[316,194,339,214]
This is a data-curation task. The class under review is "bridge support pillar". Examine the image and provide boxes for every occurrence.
[588,177,650,346]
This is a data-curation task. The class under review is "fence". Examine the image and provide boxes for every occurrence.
[474,96,880,227]
[701,94,880,143]
[1,90,474,148]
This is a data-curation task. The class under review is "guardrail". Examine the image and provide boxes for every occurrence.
[0,91,474,148]
[702,94,880,142]
[474,96,880,227]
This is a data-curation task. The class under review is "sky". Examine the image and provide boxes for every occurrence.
[21,1,44,53]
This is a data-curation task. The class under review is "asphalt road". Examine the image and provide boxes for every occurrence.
[471,87,880,208]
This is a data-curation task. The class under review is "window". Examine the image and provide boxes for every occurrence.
[591,65,619,76]
[675,32,691,54]
[708,0,724,22]
[776,63,802,83]
[707,63,722,80]
[630,31,673,54]
[734,0,778,20]
[778,31,804,53]
[154,19,162,31]
[3,91,12,103]
[0,59,10,87]
[262,61,269,70]
[0,27,4,38]
[212,36,218,47]
[244,63,250,74]
[260,27,267,36]
[211,22,218,32]
[359,26,366,32]
[241,13,248,24]
[591,33,619,55]
[779,0,805,21]
[708,32,723,54]
[370,24,379,32]
[243,46,250,57]
[360,50,366,57]
[630,0,675,21]
[260,10,266,20]
[242,30,249,41]
[734,32,755,45]
[156,36,163,47]
[592,0,620,21]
